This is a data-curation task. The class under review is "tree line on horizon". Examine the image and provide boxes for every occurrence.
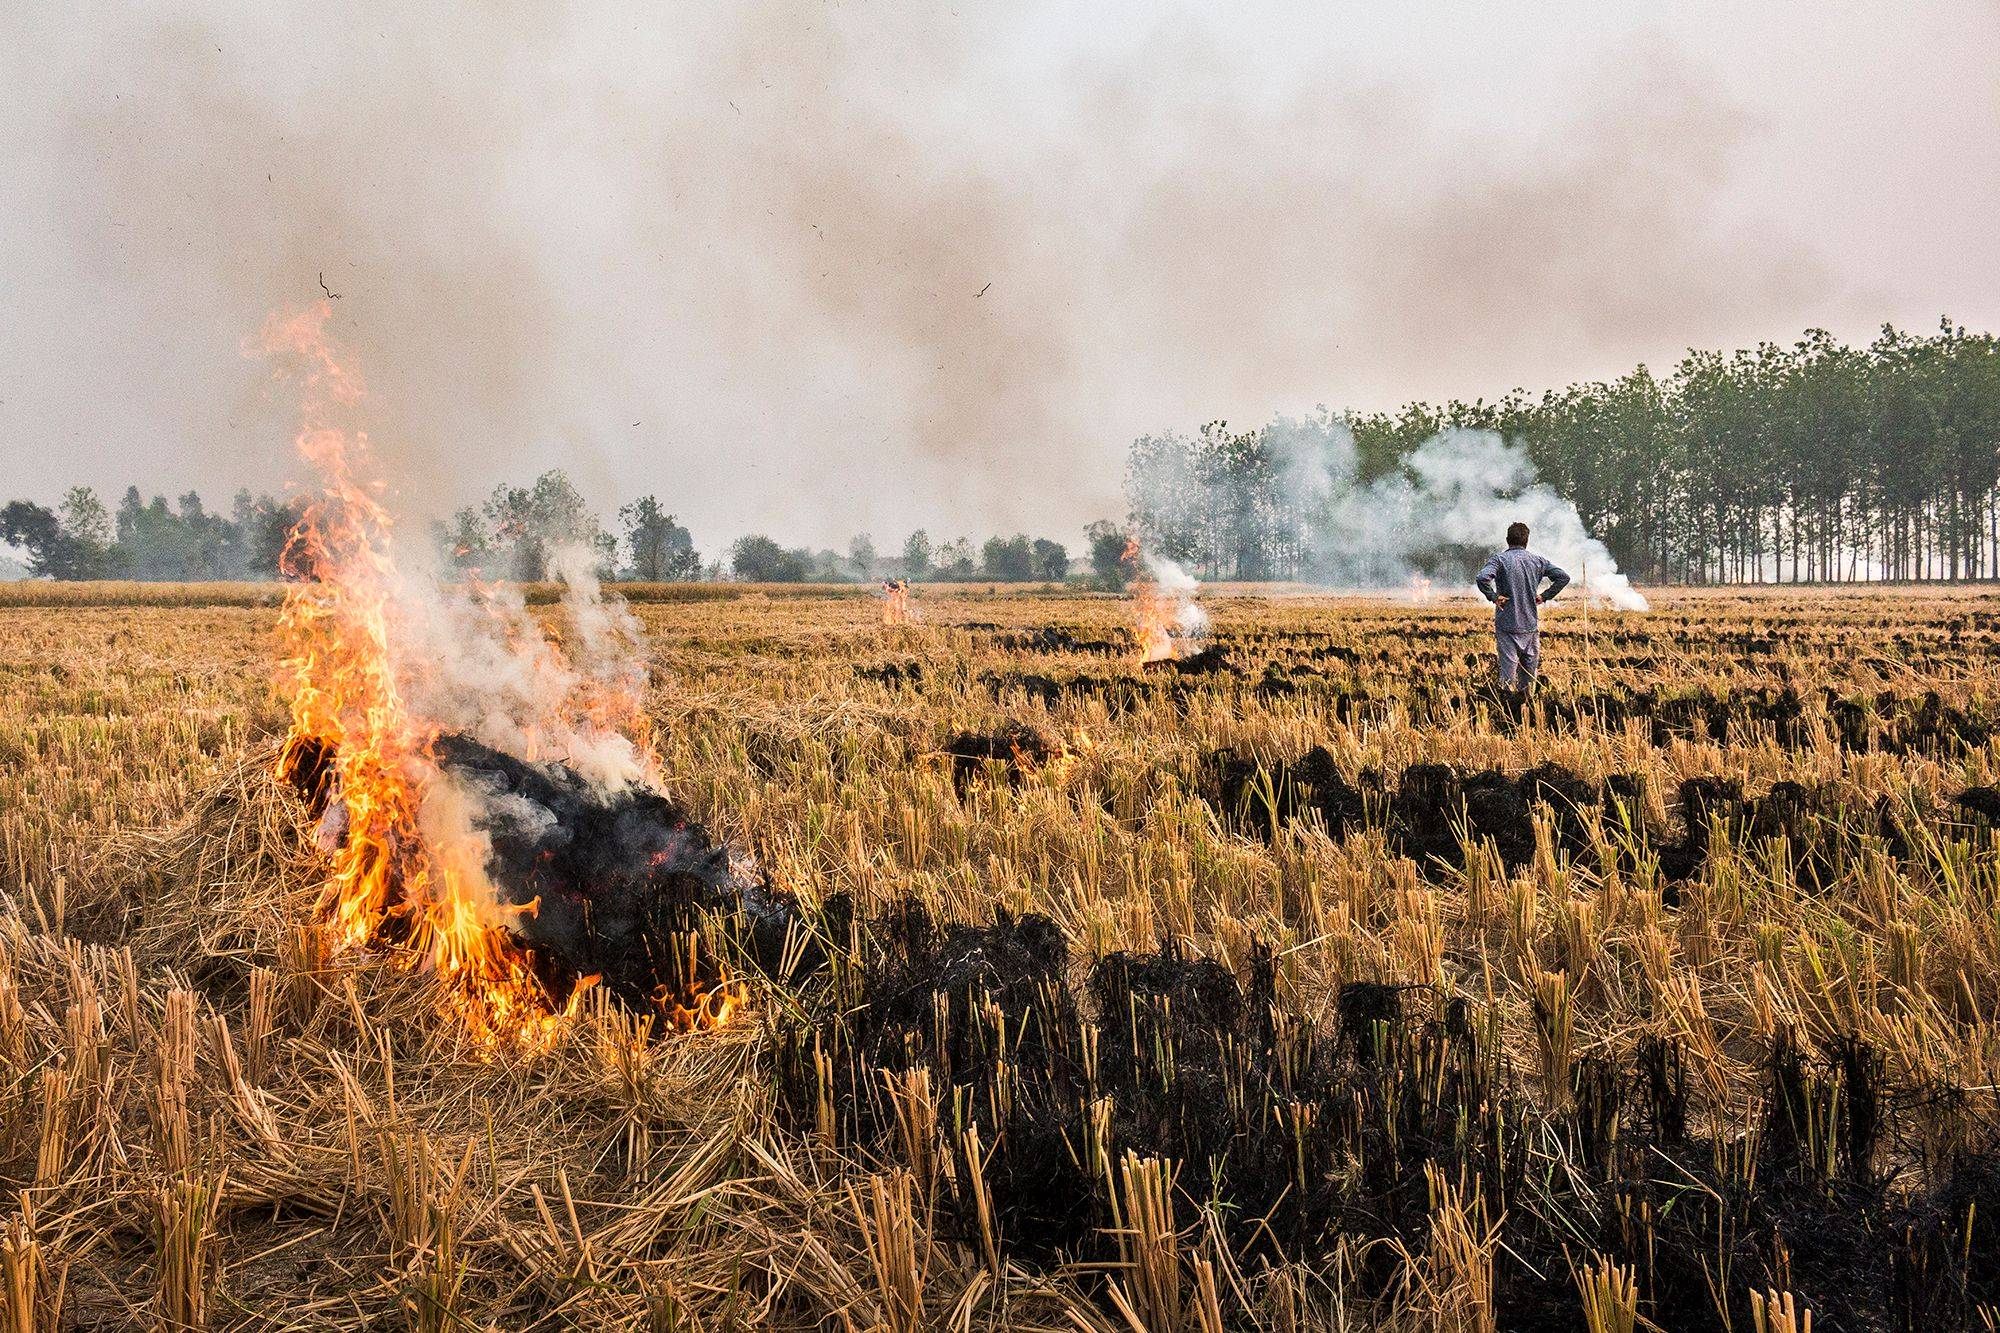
[12,319,1996,587]
[0,470,1110,587]
[1,486,301,583]
[1126,319,2000,584]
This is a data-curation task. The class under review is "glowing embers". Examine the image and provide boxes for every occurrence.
[427,732,766,1028]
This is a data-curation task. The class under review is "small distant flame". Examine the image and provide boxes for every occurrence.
[881,578,911,627]
[260,302,734,1045]
[1408,575,1433,604]
[1121,537,1205,663]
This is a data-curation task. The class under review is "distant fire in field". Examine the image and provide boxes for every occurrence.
[1408,574,1433,604]
[260,302,771,1043]
[881,577,911,626]
[1120,537,1207,663]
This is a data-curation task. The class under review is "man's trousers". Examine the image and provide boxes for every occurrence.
[1496,629,1540,688]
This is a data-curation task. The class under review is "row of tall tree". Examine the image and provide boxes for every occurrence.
[1126,320,2000,583]
[433,473,702,582]
[28,320,1985,587]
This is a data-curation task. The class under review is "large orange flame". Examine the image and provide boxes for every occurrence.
[260,303,719,1044]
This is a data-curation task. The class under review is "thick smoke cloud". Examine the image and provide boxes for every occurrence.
[392,542,654,791]
[1180,413,1649,608]
[5,4,1988,547]
[1318,427,1648,610]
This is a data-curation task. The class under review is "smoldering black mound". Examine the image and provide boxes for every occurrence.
[805,907,1094,1253]
[1144,643,1231,674]
[1202,754,1888,892]
[942,722,1056,788]
[1201,751,1633,872]
[775,905,2000,1329]
[282,732,811,1025]
[980,670,1160,714]
[854,660,924,687]
[979,670,1064,707]
[1203,744,1373,842]
[1655,776,1859,891]
[991,627,1121,656]
[433,733,810,1017]
[1954,786,2000,825]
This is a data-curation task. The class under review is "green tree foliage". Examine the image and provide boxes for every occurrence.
[900,530,933,579]
[980,534,1034,581]
[61,487,114,557]
[1,488,122,578]
[848,533,878,580]
[619,497,700,581]
[1084,519,1130,588]
[81,485,298,580]
[441,507,491,572]
[117,488,189,579]
[242,496,304,578]
[1,501,72,577]
[935,537,975,578]
[730,534,809,582]
[481,470,614,581]
[62,488,122,577]
[883,528,1071,582]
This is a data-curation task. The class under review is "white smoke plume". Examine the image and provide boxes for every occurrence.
[391,544,655,791]
[1268,417,1650,611]
[1127,546,1209,663]
[255,301,657,802]
[1145,554,1210,641]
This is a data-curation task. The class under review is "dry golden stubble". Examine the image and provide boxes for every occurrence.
[1,588,1998,1327]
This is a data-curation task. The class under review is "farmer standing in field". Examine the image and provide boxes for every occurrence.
[1475,522,1570,691]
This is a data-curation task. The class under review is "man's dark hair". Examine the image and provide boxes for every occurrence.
[1506,522,1530,548]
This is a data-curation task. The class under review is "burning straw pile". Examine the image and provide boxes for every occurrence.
[261,303,798,1042]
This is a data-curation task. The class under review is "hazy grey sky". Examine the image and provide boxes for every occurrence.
[2,1,1995,550]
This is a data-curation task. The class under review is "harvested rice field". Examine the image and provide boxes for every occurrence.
[4,584,2000,1331]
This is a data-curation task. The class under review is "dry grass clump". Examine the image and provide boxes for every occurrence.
[2,586,1998,1327]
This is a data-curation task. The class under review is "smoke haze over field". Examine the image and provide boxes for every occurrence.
[1265,420,1649,609]
[3,2,1997,549]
